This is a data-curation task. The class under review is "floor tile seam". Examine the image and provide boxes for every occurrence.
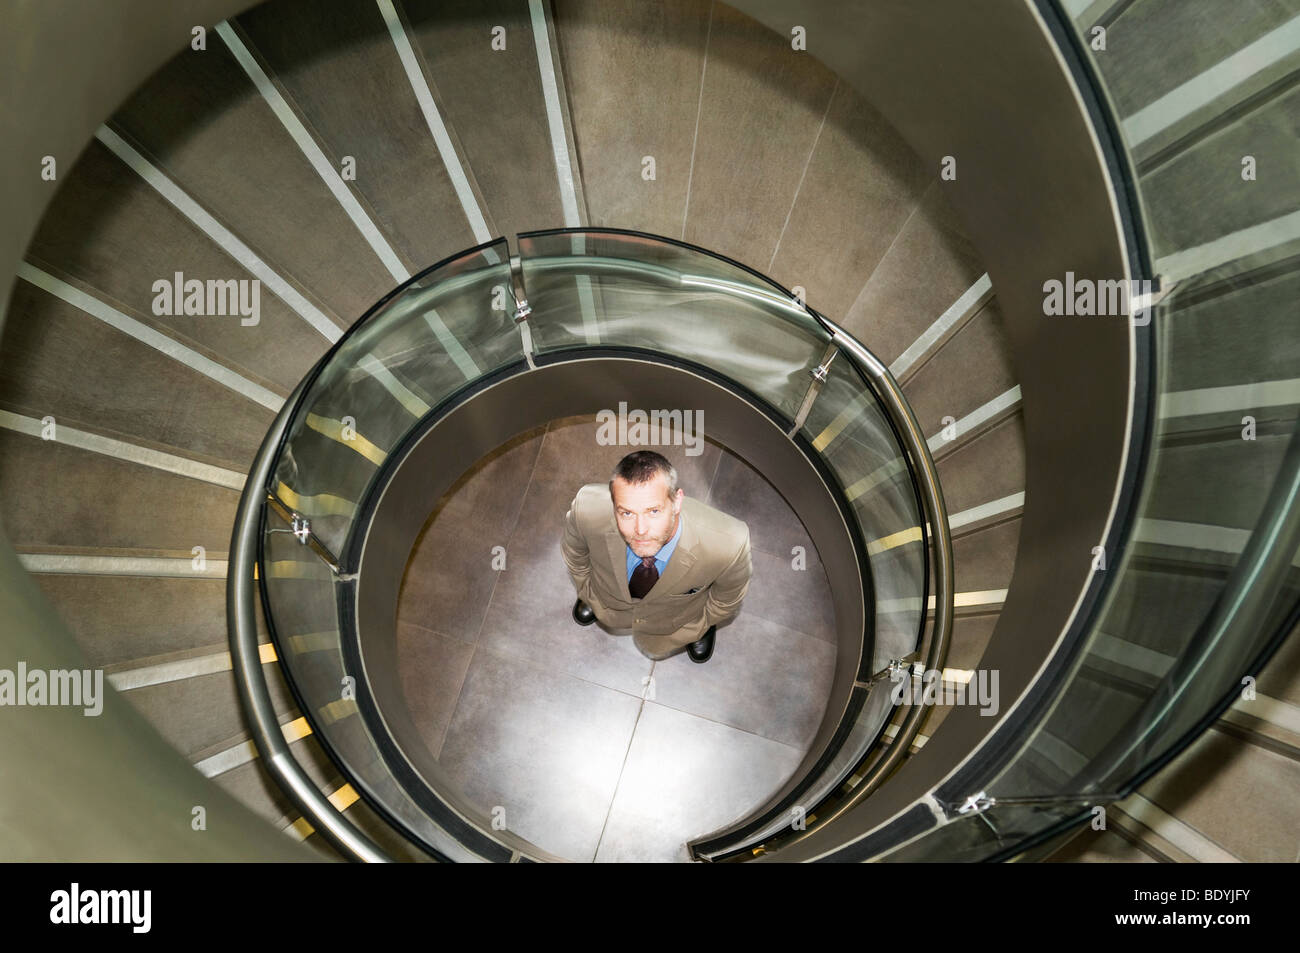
[735,607,837,646]
[502,432,548,546]
[432,641,479,762]
[640,696,810,755]
[396,617,473,646]
[593,689,649,861]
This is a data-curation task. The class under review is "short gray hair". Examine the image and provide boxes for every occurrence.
[609,450,678,496]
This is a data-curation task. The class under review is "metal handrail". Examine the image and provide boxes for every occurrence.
[227,231,952,863]
[227,370,391,863]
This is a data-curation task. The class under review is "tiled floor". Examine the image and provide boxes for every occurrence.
[395,415,837,861]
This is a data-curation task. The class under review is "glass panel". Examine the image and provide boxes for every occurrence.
[262,504,352,740]
[273,240,519,557]
[261,505,487,862]
[517,230,830,421]
[801,358,927,672]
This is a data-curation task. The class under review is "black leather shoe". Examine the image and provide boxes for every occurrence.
[573,598,596,626]
[687,626,716,663]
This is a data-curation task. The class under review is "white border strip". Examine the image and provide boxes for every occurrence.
[890,274,994,379]
[527,1,599,342]
[377,0,492,244]
[1136,518,1250,554]
[927,385,1022,453]
[216,22,411,284]
[948,491,1025,531]
[109,651,233,691]
[1227,692,1300,737]
[17,263,283,412]
[18,553,227,578]
[1155,208,1300,282]
[1115,793,1241,863]
[356,353,432,416]
[844,457,904,502]
[0,410,246,489]
[1160,377,1300,418]
[877,588,1008,614]
[95,125,341,343]
[1091,631,1176,677]
[866,492,1025,554]
[420,308,484,380]
[194,717,314,778]
[680,1,713,239]
[1135,518,1300,567]
[195,740,258,778]
[528,0,581,228]
[1032,727,1088,776]
[1123,16,1300,146]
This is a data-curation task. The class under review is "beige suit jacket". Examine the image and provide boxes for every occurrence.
[561,483,752,654]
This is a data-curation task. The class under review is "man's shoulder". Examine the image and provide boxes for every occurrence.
[571,483,613,529]
[683,495,749,547]
[574,482,611,508]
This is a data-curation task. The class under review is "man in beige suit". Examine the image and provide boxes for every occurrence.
[562,450,752,663]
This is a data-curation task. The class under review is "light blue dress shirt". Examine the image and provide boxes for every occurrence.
[626,511,683,583]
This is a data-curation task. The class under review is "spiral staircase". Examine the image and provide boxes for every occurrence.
[0,0,1297,862]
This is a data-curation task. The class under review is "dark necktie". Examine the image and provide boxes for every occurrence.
[629,555,659,599]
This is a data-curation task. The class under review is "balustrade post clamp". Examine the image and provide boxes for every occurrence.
[954,791,996,815]
[291,515,311,545]
[513,300,532,324]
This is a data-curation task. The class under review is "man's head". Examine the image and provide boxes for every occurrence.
[609,451,684,558]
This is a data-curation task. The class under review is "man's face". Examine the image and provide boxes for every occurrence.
[611,474,683,558]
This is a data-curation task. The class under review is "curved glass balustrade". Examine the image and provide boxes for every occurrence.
[236,228,949,861]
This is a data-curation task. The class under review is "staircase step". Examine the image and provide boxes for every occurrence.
[843,192,987,368]
[110,35,395,325]
[25,138,325,392]
[0,278,275,466]
[232,0,481,266]
[766,83,933,319]
[401,0,577,237]
[0,429,241,554]
[900,302,1019,440]
[554,0,710,236]
[29,575,254,667]
[679,2,837,271]
[1099,1,1297,120]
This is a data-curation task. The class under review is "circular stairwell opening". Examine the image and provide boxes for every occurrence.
[350,355,870,861]
[392,413,838,861]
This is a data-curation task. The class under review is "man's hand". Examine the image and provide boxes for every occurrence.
[703,528,752,629]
